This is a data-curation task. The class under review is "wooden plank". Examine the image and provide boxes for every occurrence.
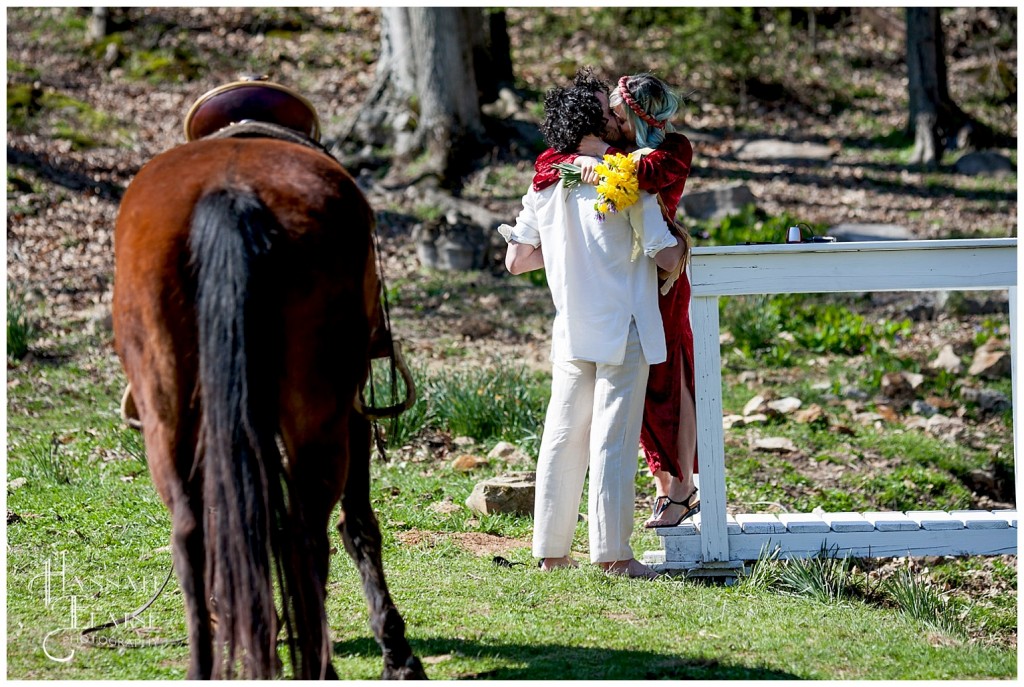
[726,514,742,535]
[652,519,698,536]
[691,295,729,563]
[1011,286,1018,485]
[906,511,964,530]
[951,510,1012,529]
[862,511,919,531]
[778,513,830,533]
[735,513,786,534]
[657,528,1017,567]
[992,509,1018,527]
[819,511,874,532]
[690,239,1017,297]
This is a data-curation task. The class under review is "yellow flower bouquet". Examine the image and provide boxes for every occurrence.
[553,152,640,221]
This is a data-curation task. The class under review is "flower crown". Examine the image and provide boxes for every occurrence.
[618,76,666,130]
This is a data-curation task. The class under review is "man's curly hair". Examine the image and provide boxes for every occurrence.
[540,67,611,153]
[571,65,610,98]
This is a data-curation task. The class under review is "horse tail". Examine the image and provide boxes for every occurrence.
[190,188,287,679]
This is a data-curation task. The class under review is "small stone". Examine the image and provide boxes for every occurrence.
[487,441,514,457]
[962,387,1011,414]
[465,473,536,516]
[8,477,27,490]
[854,411,885,426]
[451,454,488,471]
[953,150,1014,177]
[743,394,766,417]
[733,139,835,164]
[487,441,531,466]
[722,414,744,429]
[753,437,798,453]
[766,397,802,415]
[680,183,758,221]
[841,386,869,401]
[742,413,769,425]
[737,371,758,384]
[910,400,938,418]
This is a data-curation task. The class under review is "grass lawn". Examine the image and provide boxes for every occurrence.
[6,344,1016,679]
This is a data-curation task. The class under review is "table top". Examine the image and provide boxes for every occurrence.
[692,237,1017,258]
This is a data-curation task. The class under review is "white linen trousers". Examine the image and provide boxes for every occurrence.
[532,319,650,563]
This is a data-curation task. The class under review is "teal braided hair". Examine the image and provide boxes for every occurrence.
[609,73,680,148]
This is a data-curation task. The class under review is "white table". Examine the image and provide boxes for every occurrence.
[645,239,1018,573]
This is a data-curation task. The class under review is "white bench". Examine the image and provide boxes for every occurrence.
[643,238,1018,574]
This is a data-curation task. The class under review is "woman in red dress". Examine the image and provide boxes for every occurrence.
[532,71,699,528]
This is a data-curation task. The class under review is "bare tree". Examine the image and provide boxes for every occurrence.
[88,7,109,43]
[349,7,499,185]
[905,8,1001,168]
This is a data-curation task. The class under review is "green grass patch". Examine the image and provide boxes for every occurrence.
[7,337,1016,679]
[7,287,38,361]
[374,360,549,456]
[7,85,130,149]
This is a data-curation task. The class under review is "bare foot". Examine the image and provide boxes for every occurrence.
[538,556,578,571]
[600,558,660,579]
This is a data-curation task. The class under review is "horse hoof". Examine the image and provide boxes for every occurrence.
[383,656,427,680]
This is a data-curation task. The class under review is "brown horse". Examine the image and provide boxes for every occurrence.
[112,134,425,679]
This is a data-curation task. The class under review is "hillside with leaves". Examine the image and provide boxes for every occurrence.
[6,7,1018,662]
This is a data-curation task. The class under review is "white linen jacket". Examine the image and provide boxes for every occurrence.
[505,181,677,365]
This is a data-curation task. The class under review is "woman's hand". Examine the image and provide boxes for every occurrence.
[572,155,601,185]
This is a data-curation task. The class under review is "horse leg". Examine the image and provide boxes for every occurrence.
[172,485,213,680]
[135,396,212,679]
[338,412,426,680]
[276,439,344,680]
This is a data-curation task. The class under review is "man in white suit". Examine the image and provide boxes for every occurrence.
[501,79,684,579]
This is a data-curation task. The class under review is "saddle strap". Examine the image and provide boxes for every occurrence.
[204,121,334,159]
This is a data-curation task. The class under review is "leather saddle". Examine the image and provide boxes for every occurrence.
[183,75,321,142]
[179,78,415,420]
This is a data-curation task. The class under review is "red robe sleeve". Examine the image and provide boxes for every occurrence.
[532,134,693,216]
[630,134,693,217]
[532,148,575,191]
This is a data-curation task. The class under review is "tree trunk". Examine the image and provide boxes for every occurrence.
[470,9,515,103]
[88,7,109,43]
[905,8,1000,168]
[347,7,487,186]
[906,8,947,167]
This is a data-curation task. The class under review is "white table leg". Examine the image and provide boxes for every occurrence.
[691,295,729,563]
[1010,287,1018,502]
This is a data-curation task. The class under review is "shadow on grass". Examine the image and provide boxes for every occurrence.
[332,636,800,680]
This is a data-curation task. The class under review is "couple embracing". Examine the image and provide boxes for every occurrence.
[501,68,699,579]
